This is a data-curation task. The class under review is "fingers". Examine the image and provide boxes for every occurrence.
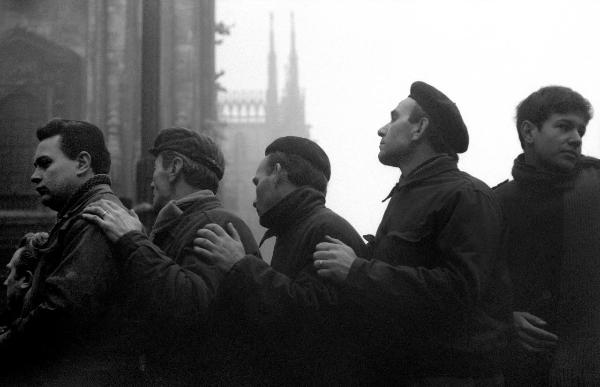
[324,235,344,244]
[514,312,558,341]
[81,212,105,226]
[202,223,228,237]
[85,199,128,218]
[521,323,559,342]
[196,228,219,244]
[226,223,242,242]
[84,205,106,217]
[520,311,548,326]
[193,237,217,252]
[315,241,341,251]
[193,245,215,260]
[313,257,336,271]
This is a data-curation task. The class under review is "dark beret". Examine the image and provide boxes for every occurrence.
[265,136,331,181]
[149,127,224,180]
[409,81,469,153]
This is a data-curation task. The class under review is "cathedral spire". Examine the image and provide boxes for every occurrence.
[286,12,299,102]
[280,12,306,136]
[265,13,278,125]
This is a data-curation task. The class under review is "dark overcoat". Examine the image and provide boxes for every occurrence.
[345,155,512,383]
[218,187,366,385]
[113,191,260,384]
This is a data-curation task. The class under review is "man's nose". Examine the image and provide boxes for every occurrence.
[377,124,388,137]
[31,170,41,184]
[568,130,582,147]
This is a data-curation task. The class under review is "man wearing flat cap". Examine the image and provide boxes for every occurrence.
[313,82,512,385]
[83,127,260,384]
[194,136,365,385]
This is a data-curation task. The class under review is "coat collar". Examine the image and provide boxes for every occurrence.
[57,174,112,220]
[383,154,458,202]
[259,186,325,246]
[150,190,218,239]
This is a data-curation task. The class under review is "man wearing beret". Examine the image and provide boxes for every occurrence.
[194,136,366,385]
[83,127,260,384]
[495,86,600,386]
[313,81,512,385]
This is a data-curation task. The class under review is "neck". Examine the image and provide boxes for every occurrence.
[398,147,443,176]
[171,182,204,202]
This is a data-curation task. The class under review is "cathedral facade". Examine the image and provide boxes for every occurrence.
[0,0,217,262]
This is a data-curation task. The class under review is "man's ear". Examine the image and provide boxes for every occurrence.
[411,116,429,141]
[19,270,33,290]
[168,156,184,183]
[272,163,288,185]
[76,151,93,176]
[520,120,538,146]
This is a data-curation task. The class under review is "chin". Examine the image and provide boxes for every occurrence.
[377,154,395,167]
[40,196,60,211]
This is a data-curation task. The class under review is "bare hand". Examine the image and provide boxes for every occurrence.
[194,223,245,271]
[313,236,358,282]
[513,311,559,352]
[82,199,143,243]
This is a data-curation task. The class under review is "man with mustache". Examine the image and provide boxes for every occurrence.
[494,86,600,386]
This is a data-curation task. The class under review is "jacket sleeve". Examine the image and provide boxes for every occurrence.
[4,219,120,348]
[345,189,503,323]
[115,230,217,324]
[221,223,365,327]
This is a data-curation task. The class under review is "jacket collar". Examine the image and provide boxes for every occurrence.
[259,186,325,246]
[151,190,218,239]
[57,174,112,220]
[383,154,458,201]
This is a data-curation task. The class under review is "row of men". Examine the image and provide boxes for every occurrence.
[1,81,595,386]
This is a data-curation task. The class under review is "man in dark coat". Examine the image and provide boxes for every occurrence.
[0,118,135,385]
[83,127,260,384]
[313,81,512,385]
[195,136,366,385]
[494,86,600,386]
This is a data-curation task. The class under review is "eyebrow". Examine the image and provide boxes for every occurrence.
[33,156,51,167]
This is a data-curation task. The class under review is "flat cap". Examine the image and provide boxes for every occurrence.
[149,127,224,180]
[409,81,469,153]
[266,136,331,181]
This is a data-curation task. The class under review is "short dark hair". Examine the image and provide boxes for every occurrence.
[408,103,453,154]
[36,118,111,174]
[265,151,328,194]
[160,150,221,194]
[516,86,593,148]
[15,232,48,278]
